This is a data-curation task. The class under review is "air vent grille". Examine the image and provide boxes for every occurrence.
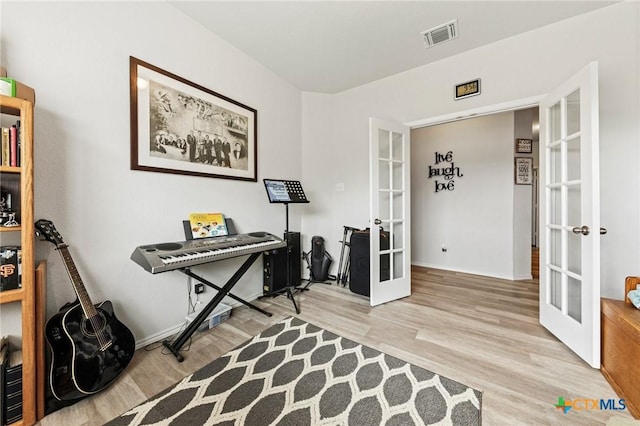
[421,19,458,49]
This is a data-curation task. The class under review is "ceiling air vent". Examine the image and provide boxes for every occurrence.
[421,19,458,49]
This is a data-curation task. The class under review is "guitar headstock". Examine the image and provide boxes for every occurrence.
[35,219,66,247]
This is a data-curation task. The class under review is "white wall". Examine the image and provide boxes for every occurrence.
[513,108,536,278]
[301,2,640,300]
[1,2,303,344]
[411,112,516,279]
[1,2,638,347]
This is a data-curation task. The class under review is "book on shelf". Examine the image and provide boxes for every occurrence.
[4,349,22,425]
[188,212,228,239]
[1,128,8,167]
[8,126,16,167]
[0,337,8,426]
[0,246,21,292]
[15,121,20,167]
[0,121,21,167]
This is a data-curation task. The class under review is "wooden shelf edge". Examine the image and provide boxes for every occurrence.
[0,93,32,114]
[0,287,25,303]
[35,261,47,421]
[0,165,21,173]
[0,225,23,232]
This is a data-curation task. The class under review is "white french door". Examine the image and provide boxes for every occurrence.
[539,62,601,368]
[369,118,411,306]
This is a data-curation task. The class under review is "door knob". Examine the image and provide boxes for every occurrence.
[600,227,607,235]
[572,225,590,236]
[374,218,382,225]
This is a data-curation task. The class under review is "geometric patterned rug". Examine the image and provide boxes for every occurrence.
[106,317,482,425]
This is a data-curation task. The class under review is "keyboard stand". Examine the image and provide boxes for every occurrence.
[162,252,271,362]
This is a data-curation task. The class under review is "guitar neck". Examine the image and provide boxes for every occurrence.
[58,245,97,319]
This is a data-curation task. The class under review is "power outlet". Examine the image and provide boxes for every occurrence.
[194,283,205,294]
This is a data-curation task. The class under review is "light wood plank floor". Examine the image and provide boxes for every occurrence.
[37,267,638,425]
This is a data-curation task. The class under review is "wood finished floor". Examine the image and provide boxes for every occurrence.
[37,267,638,426]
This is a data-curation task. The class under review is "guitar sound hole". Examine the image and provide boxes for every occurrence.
[81,313,107,338]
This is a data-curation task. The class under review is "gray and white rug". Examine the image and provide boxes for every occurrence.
[107,317,482,425]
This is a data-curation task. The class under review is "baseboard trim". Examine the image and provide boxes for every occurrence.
[412,262,531,281]
[134,292,263,350]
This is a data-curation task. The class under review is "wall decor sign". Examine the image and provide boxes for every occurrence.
[515,157,533,185]
[130,56,257,181]
[515,138,533,154]
[454,79,481,100]
[428,151,463,192]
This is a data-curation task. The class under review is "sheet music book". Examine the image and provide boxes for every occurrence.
[263,179,309,203]
[188,213,229,239]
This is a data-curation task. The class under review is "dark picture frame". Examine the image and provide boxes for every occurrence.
[515,138,533,154]
[129,56,257,181]
[515,157,533,185]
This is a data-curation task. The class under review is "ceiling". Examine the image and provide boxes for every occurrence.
[171,1,617,94]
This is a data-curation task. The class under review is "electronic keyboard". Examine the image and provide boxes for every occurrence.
[131,231,286,274]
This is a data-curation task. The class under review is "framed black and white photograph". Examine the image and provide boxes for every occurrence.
[515,138,533,154]
[514,157,533,185]
[130,56,257,181]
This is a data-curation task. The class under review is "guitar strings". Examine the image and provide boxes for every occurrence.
[62,245,110,350]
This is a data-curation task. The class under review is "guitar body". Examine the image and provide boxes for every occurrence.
[36,219,137,402]
[45,300,135,401]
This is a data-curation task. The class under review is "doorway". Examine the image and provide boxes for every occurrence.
[409,106,538,281]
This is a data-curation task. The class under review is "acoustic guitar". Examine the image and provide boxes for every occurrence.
[35,219,135,401]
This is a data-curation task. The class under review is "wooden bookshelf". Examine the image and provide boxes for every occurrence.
[0,94,36,426]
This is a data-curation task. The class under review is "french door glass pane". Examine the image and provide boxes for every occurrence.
[567,184,581,227]
[567,136,581,181]
[381,252,390,283]
[379,190,390,221]
[392,162,403,190]
[568,231,582,275]
[393,252,403,279]
[549,188,562,225]
[567,89,581,135]
[393,222,403,249]
[550,102,562,141]
[550,144,562,184]
[379,160,390,190]
[568,276,582,323]
[550,228,562,267]
[392,192,403,221]
[550,269,562,310]
[378,129,390,158]
[392,132,403,161]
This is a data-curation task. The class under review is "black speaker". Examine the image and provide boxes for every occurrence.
[263,231,301,294]
[348,229,390,297]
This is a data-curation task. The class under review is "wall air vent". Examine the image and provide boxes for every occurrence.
[421,19,458,49]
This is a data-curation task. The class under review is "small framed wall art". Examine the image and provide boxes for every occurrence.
[515,138,533,154]
[515,157,533,185]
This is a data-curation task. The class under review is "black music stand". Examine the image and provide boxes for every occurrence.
[259,179,309,314]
